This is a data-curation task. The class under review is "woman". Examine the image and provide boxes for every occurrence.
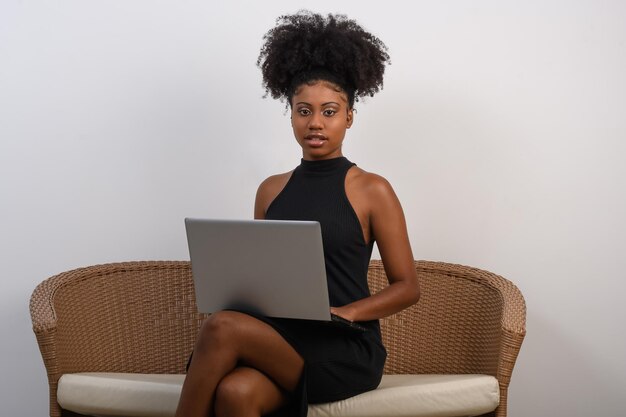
[175,11,419,417]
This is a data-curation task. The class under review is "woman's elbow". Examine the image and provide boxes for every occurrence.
[410,282,421,305]
[403,279,420,307]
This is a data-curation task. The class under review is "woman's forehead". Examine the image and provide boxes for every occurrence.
[292,81,349,103]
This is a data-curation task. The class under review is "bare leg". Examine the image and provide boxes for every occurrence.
[214,366,288,417]
[174,311,304,417]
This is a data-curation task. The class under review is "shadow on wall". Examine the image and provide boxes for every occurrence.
[511,312,622,417]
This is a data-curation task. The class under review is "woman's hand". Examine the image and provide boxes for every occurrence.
[330,305,357,322]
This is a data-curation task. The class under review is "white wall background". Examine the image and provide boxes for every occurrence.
[1,1,624,416]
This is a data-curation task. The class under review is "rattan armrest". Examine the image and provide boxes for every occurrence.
[30,261,200,417]
[368,260,526,417]
[30,271,65,417]
[421,261,526,417]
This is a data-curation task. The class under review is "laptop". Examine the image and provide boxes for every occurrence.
[185,218,366,331]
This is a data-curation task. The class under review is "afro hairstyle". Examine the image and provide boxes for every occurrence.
[257,10,390,108]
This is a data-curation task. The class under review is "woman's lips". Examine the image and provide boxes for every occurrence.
[305,134,327,147]
[305,138,326,147]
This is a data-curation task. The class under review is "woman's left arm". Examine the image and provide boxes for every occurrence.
[331,175,420,322]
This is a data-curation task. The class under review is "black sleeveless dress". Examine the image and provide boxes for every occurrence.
[260,156,387,417]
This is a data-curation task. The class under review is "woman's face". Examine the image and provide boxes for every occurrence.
[290,81,353,160]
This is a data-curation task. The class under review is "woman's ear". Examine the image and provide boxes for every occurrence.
[346,108,354,129]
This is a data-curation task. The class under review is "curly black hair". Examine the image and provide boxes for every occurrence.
[257,10,390,108]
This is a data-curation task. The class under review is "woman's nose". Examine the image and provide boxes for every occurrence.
[308,113,323,129]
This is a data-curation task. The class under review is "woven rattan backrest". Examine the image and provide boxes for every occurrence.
[368,260,503,376]
[48,262,200,374]
[34,260,507,376]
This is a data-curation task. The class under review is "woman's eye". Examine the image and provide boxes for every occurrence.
[298,108,311,116]
[323,109,336,116]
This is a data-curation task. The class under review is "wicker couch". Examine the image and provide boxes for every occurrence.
[30,260,526,417]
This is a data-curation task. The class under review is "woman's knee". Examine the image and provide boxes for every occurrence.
[196,311,240,349]
[214,372,260,416]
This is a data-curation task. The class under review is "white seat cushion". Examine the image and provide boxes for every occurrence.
[58,372,499,417]
[58,373,183,417]
[309,374,499,417]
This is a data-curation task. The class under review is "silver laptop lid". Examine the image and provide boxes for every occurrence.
[185,218,331,321]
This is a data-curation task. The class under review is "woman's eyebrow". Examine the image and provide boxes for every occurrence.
[294,101,341,106]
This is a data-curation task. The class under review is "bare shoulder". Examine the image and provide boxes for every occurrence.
[254,170,294,218]
[258,171,292,192]
[347,166,397,200]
